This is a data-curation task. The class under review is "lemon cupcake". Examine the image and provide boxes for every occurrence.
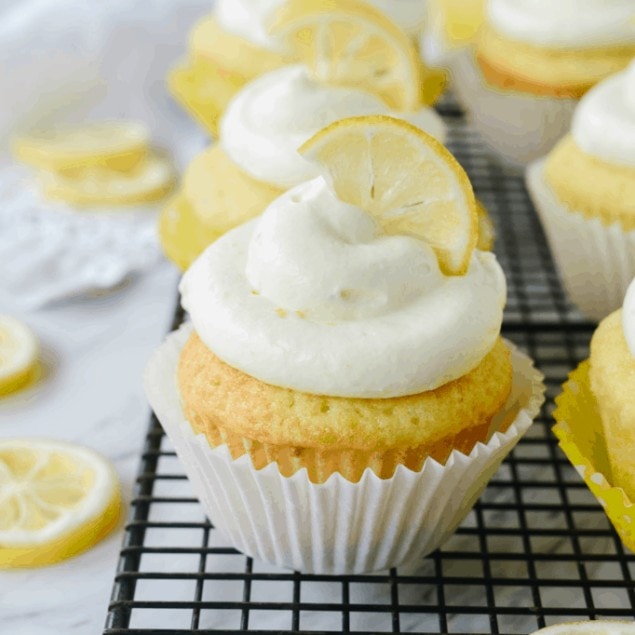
[146,116,544,573]
[451,0,635,165]
[419,0,486,83]
[527,61,635,321]
[169,0,445,138]
[554,279,635,551]
[160,0,448,270]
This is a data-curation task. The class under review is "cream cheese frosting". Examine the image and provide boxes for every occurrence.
[623,278,635,358]
[487,0,635,49]
[572,61,635,168]
[180,177,506,398]
[220,65,447,189]
[215,0,285,49]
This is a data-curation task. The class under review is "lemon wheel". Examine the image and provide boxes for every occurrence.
[13,122,150,172]
[0,439,121,568]
[269,0,422,111]
[301,115,478,275]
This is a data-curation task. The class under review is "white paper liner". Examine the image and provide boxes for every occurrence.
[0,165,164,309]
[144,324,544,574]
[526,159,635,321]
[449,51,577,167]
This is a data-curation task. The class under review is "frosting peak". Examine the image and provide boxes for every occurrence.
[572,61,635,168]
[181,178,506,398]
[220,65,446,189]
[624,278,635,358]
[246,178,443,322]
[487,0,635,49]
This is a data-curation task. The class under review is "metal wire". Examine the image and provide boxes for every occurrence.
[104,99,633,634]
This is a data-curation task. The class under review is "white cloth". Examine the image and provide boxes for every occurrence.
[0,0,210,308]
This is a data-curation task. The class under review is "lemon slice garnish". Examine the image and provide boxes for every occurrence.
[40,152,176,206]
[0,439,121,568]
[530,621,635,635]
[0,316,39,397]
[13,121,150,172]
[269,0,422,111]
[300,115,478,275]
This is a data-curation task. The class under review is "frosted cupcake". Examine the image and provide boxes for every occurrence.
[554,279,635,551]
[160,0,448,270]
[146,115,544,573]
[451,0,635,165]
[169,0,443,138]
[527,61,635,321]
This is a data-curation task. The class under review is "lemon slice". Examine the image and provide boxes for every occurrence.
[269,0,422,111]
[0,316,39,397]
[530,621,635,635]
[300,115,478,275]
[13,121,150,172]
[40,152,176,206]
[0,439,121,568]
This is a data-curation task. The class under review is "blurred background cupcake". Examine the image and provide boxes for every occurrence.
[168,0,446,138]
[554,278,635,552]
[159,0,449,270]
[527,60,635,321]
[449,0,635,165]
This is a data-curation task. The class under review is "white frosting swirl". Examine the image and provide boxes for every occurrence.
[181,177,506,398]
[220,65,447,189]
[215,0,285,49]
[572,61,635,168]
[623,278,635,358]
[487,0,635,49]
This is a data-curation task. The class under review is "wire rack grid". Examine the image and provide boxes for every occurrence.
[104,99,634,634]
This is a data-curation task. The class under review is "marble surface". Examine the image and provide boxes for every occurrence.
[0,261,180,635]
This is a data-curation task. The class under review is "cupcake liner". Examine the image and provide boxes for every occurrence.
[554,361,635,553]
[526,160,635,321]
[144,324,545,574]
[449,51,577,166]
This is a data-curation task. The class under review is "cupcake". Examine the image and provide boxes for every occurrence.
[554,278,635,551]
[450,0,635,165]
[527,61,635,321]
[420,0,486,77]
[589,279,635,500]
[160,0,448,271]
[168,0,445,138]
[146,115,544,573]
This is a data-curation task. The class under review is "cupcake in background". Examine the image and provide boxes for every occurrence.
[554,278,635,552]
[159,0,448,271]
[527,60,635,321]
[168,0,445,138]
[450,0,635,165]
[146,115,544,574]
[419,0,485,82]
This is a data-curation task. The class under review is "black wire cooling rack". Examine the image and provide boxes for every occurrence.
[104,99,635,634]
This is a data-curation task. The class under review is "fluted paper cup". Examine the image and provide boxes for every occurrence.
[144,324,545,574]
[527,159,635,321]
[449,51,576,166]
[554,361,635,553]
